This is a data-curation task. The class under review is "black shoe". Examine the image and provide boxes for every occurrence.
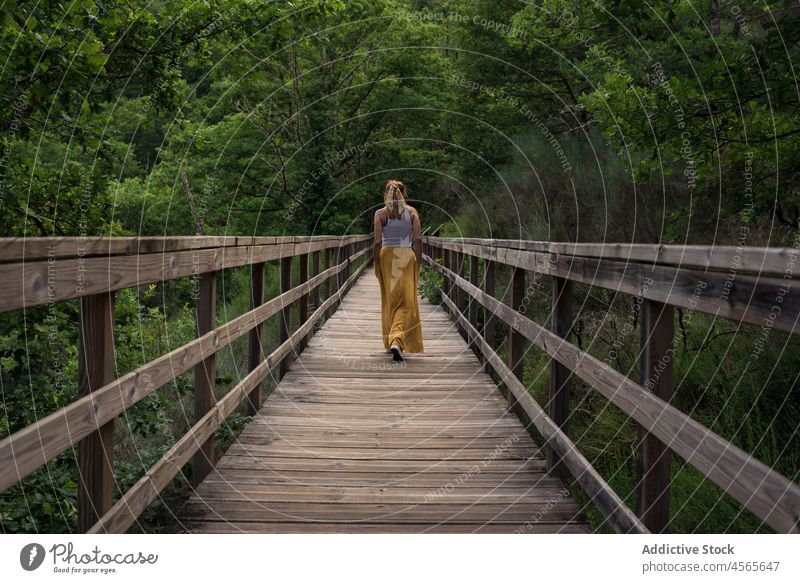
[390,344,404,361]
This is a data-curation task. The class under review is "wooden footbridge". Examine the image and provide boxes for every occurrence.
[0,235,798,534]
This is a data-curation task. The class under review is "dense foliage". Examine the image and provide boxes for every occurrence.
[1,0,798,533]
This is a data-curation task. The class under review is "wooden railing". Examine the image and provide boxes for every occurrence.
[0,234,372,533]
[422,236,800,534]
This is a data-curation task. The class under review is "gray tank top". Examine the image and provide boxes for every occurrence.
[381,207,413,247]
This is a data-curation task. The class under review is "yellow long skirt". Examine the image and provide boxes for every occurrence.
[376,246,424,353]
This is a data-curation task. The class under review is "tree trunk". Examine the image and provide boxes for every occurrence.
[181,165,205,235]
[710,0,720,36]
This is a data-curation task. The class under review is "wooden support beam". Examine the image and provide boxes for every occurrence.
[635,299,674,533]
[548,277,572,481]
[347,242,353,281]
[77,291,116,533]
[325,248,335,320]
[455,252,465,324]
[311,250,321,309]
[508,266,525,418]
[192,271,216,488]
[469,254,480,358]
[279,256,292,379]
[246,262,265,416]
[443,248,451,299]
[298,253,309,353]
[483,259,496,376]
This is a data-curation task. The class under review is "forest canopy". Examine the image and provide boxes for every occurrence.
[1,0,798,245]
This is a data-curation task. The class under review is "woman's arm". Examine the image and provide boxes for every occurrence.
[373,209,383,276]
[410,207,422,265]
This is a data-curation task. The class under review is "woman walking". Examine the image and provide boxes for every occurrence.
[373,180,424,361]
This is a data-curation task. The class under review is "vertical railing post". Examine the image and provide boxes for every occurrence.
[325,246,335,319]
[508,266,525,417]
[298,251,309,352]
[246,262,265,416]
[341,240,347,292]
[636,299,674,533]
[350,240,355,278]
[77,291,116,532]
[548,277,572,481]
[469,254,480,357]
[308,248,321,344]
[483,258,495,376]
[442,246,451,300]
[360,238,366,270]
[311,249,321,309]
[192,271,216,487]
[279,255,292,379]
[345,240,352,284]
[455,250,465,321]
[335,241,344,309]
[349,239,354,278]
[339,240,346,289]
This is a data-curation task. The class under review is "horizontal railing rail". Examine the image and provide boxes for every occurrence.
[422,236,800,534]
[0,234,372,533]
[428,238,799,333]
[0,235,369,313]
[434,238,797,275]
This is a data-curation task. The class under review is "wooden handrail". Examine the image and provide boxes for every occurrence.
[0,235,371,313]
[0,235,367,262]
[425,237,799,334]
[422,238,800,534]
[0,234,372,533]
[426,237,797,276]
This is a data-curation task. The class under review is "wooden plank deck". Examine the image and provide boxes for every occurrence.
[174,272,591,533]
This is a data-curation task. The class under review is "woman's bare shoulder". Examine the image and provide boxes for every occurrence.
[406,205,420,217]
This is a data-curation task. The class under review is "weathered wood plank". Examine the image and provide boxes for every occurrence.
[424,238,800,334]
[635,299,674,533]
[298,252,309,352]
[424,236,797,277]
[177,500,585,523]
[192,271,216,487]
[177,521,590,533]
[548,277,572,481]
[0,235,372,313]
[508,266,525,418]
[279,255,292,379]
[77,291,116,532]
[246,262,266,416]
[0,235,371,262]
[177,271,590,533]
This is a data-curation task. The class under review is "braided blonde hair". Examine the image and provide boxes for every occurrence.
[384,179,406,219]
